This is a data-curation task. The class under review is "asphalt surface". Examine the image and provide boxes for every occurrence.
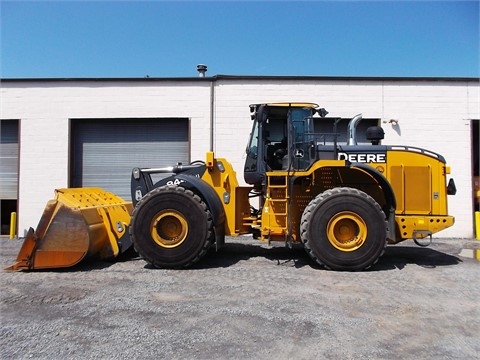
[1,236,479,360]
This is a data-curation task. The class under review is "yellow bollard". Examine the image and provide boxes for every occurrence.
[476,211,480,240]
[9,212,16,239]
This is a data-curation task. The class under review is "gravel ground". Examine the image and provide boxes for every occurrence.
[1,235,479,360]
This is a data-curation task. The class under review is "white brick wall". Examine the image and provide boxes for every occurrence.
[1,77,478,238]
[1,81,212,233]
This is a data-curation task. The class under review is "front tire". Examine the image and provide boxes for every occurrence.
[300,187,387,271]
[130,185,213,268]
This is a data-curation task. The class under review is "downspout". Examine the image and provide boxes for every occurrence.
[210,80,214,152]
[197,64,215,152]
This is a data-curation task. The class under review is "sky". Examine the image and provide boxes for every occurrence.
[0,1,479,79]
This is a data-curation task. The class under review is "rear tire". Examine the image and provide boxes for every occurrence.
[130,185,213,268]
[300,187,387,271]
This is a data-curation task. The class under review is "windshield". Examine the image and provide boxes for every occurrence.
[246,118,260,158]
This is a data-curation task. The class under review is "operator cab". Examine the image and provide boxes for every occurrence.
[244,102,328,187]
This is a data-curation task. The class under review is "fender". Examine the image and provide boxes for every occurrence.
[350,162,397,242]
[349,162,397,210]
[131,164,207,207]
[153,173,226,249]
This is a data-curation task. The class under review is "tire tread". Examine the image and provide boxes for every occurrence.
[300,187,387,271]
[130,185,214,269]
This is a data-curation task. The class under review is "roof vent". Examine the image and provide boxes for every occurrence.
[196,64,207,77]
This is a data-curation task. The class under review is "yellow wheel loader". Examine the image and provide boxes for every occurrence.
[7,103,456,271]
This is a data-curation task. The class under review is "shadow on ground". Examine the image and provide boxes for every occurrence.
[372,245,462,271]
[4,239,462,273]
[185,242,462,271]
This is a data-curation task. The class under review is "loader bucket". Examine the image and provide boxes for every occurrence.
[5,188,133,271]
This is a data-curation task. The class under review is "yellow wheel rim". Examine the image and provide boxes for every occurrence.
[151,210,188,248]
[326,211,367,252]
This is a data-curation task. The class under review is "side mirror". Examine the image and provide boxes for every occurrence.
[316,108,328,118]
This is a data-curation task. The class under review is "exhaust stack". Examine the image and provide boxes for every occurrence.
[347,114,363,145]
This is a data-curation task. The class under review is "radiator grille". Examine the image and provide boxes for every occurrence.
[390,165,431,214]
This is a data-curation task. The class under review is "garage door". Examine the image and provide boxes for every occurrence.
[0,120,19,200]
[71,118,189,200]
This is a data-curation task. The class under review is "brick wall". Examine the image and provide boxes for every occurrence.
[1,77,478,237]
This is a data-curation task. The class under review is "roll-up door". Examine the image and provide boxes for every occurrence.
[1,120,19,235]
[0,120,19,200]
[71,118,189,200]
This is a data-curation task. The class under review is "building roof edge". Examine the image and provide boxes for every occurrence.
[1,75,478,82]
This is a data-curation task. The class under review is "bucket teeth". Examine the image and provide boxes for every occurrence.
[4,228,36,271]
